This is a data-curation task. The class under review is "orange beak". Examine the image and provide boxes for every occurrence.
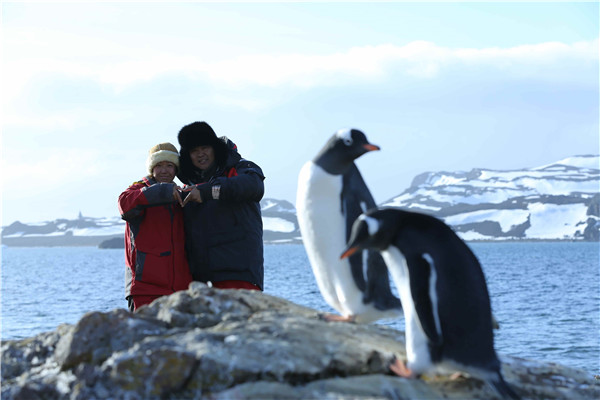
[340,246,359,259]
[363,144,380,152]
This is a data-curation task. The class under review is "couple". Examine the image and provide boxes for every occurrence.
[118,121,265,311]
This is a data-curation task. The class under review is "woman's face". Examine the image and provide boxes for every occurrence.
[189,145,215,171]
[152,161,177,183]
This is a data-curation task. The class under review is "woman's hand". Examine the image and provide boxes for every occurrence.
[173,186,184,207]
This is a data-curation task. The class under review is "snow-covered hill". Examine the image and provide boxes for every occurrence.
[385,155,599,241]
[2,155,598,246]
[1,199,302,247]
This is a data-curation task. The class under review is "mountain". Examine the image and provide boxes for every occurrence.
[1,200,302,248]
[384,155,599,241]
[2,155,598,247]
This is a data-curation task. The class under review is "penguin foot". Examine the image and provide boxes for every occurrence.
[449,372,465,380]
[389,358,414,378]
[319,313,356,323]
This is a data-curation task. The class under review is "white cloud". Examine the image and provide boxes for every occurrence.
[3,31,597,102]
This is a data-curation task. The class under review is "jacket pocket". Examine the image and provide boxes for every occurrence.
[135,249,172,287]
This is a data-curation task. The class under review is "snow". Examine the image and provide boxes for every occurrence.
[261,199,295,213]
[430,175,466,186]
[405,187,528,205]
[3,232,26,238]
[4,232,66,238]
[516,177,598,195]
[536,155,600,170]
[261,199,279,211]
[456,231,493,241]
[71,226,125,236]
[406,203,441,211]
[525,203,589,239]
[262,217,295,233]
[478,170,530,182]
[393,166,598,207]
[444,209,530,233]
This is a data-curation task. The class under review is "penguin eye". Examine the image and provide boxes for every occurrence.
[343,137,353,146]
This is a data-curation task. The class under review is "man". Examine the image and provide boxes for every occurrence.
[118,143,193,311]
[177,121,265,290]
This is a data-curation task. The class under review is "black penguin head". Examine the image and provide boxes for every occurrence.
[341,209,395,259]
[314,128,380,175]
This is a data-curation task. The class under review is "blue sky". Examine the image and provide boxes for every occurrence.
[1,1,598,224]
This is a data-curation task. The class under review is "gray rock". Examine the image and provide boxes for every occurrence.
[2,282,598,399]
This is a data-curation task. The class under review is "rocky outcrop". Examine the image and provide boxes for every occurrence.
[97,237,124,249]
[2,283,598,399]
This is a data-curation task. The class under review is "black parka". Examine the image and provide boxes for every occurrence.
[178,137,265,290]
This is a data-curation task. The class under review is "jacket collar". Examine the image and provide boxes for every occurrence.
[142,175,157,186]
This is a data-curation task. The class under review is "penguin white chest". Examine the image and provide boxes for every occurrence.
[382,247,433,373]
[296,162,363,315]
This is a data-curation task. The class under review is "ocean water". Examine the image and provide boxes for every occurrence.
[1,242,598,376]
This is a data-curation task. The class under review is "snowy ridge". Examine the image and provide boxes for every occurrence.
[385,155,599,241]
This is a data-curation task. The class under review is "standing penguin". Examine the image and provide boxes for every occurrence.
[296,128,402,323]
[341,207,519,399]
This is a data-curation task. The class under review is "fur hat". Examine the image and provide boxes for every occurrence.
[177,121,229,166]
[146,142,180,174]
[178,121,221,148]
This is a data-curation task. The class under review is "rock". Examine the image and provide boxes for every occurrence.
[97,237,124,249]
[2,282,598,399]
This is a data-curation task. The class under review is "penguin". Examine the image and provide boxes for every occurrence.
[340,207,520,399]
[296,128,402,323]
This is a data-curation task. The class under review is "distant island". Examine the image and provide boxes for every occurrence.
[2,155,598,247]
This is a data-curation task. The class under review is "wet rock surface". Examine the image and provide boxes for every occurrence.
[2,282,598,399]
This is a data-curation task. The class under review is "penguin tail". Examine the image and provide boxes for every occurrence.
[489,373,520,400]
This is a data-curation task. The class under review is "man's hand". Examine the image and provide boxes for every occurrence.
[182,186,202,206]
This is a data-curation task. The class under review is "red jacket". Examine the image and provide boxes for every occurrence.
[118,176,192,299]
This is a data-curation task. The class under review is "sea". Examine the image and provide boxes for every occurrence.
[1,242,599,377]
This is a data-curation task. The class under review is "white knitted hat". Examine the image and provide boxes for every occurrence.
[146,142,180,173]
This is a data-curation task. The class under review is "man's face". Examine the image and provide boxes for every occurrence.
[152,161,177,183]
[189,145,215,171]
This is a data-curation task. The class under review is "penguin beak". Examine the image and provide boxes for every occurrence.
[363,144,380,152]
[340,246,359,259]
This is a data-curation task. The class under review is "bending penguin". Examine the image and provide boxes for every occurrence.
[296,128,402,323]
[341,207,520,399]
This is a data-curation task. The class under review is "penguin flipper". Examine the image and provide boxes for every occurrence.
[342,164,401,310]
[341,164,377,238]
[341,164,378,292]
[407,253,443,355]
[364,250,402,311]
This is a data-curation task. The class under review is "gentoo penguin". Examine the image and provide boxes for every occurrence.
[296,128,402,323]
[340,207,520,399]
